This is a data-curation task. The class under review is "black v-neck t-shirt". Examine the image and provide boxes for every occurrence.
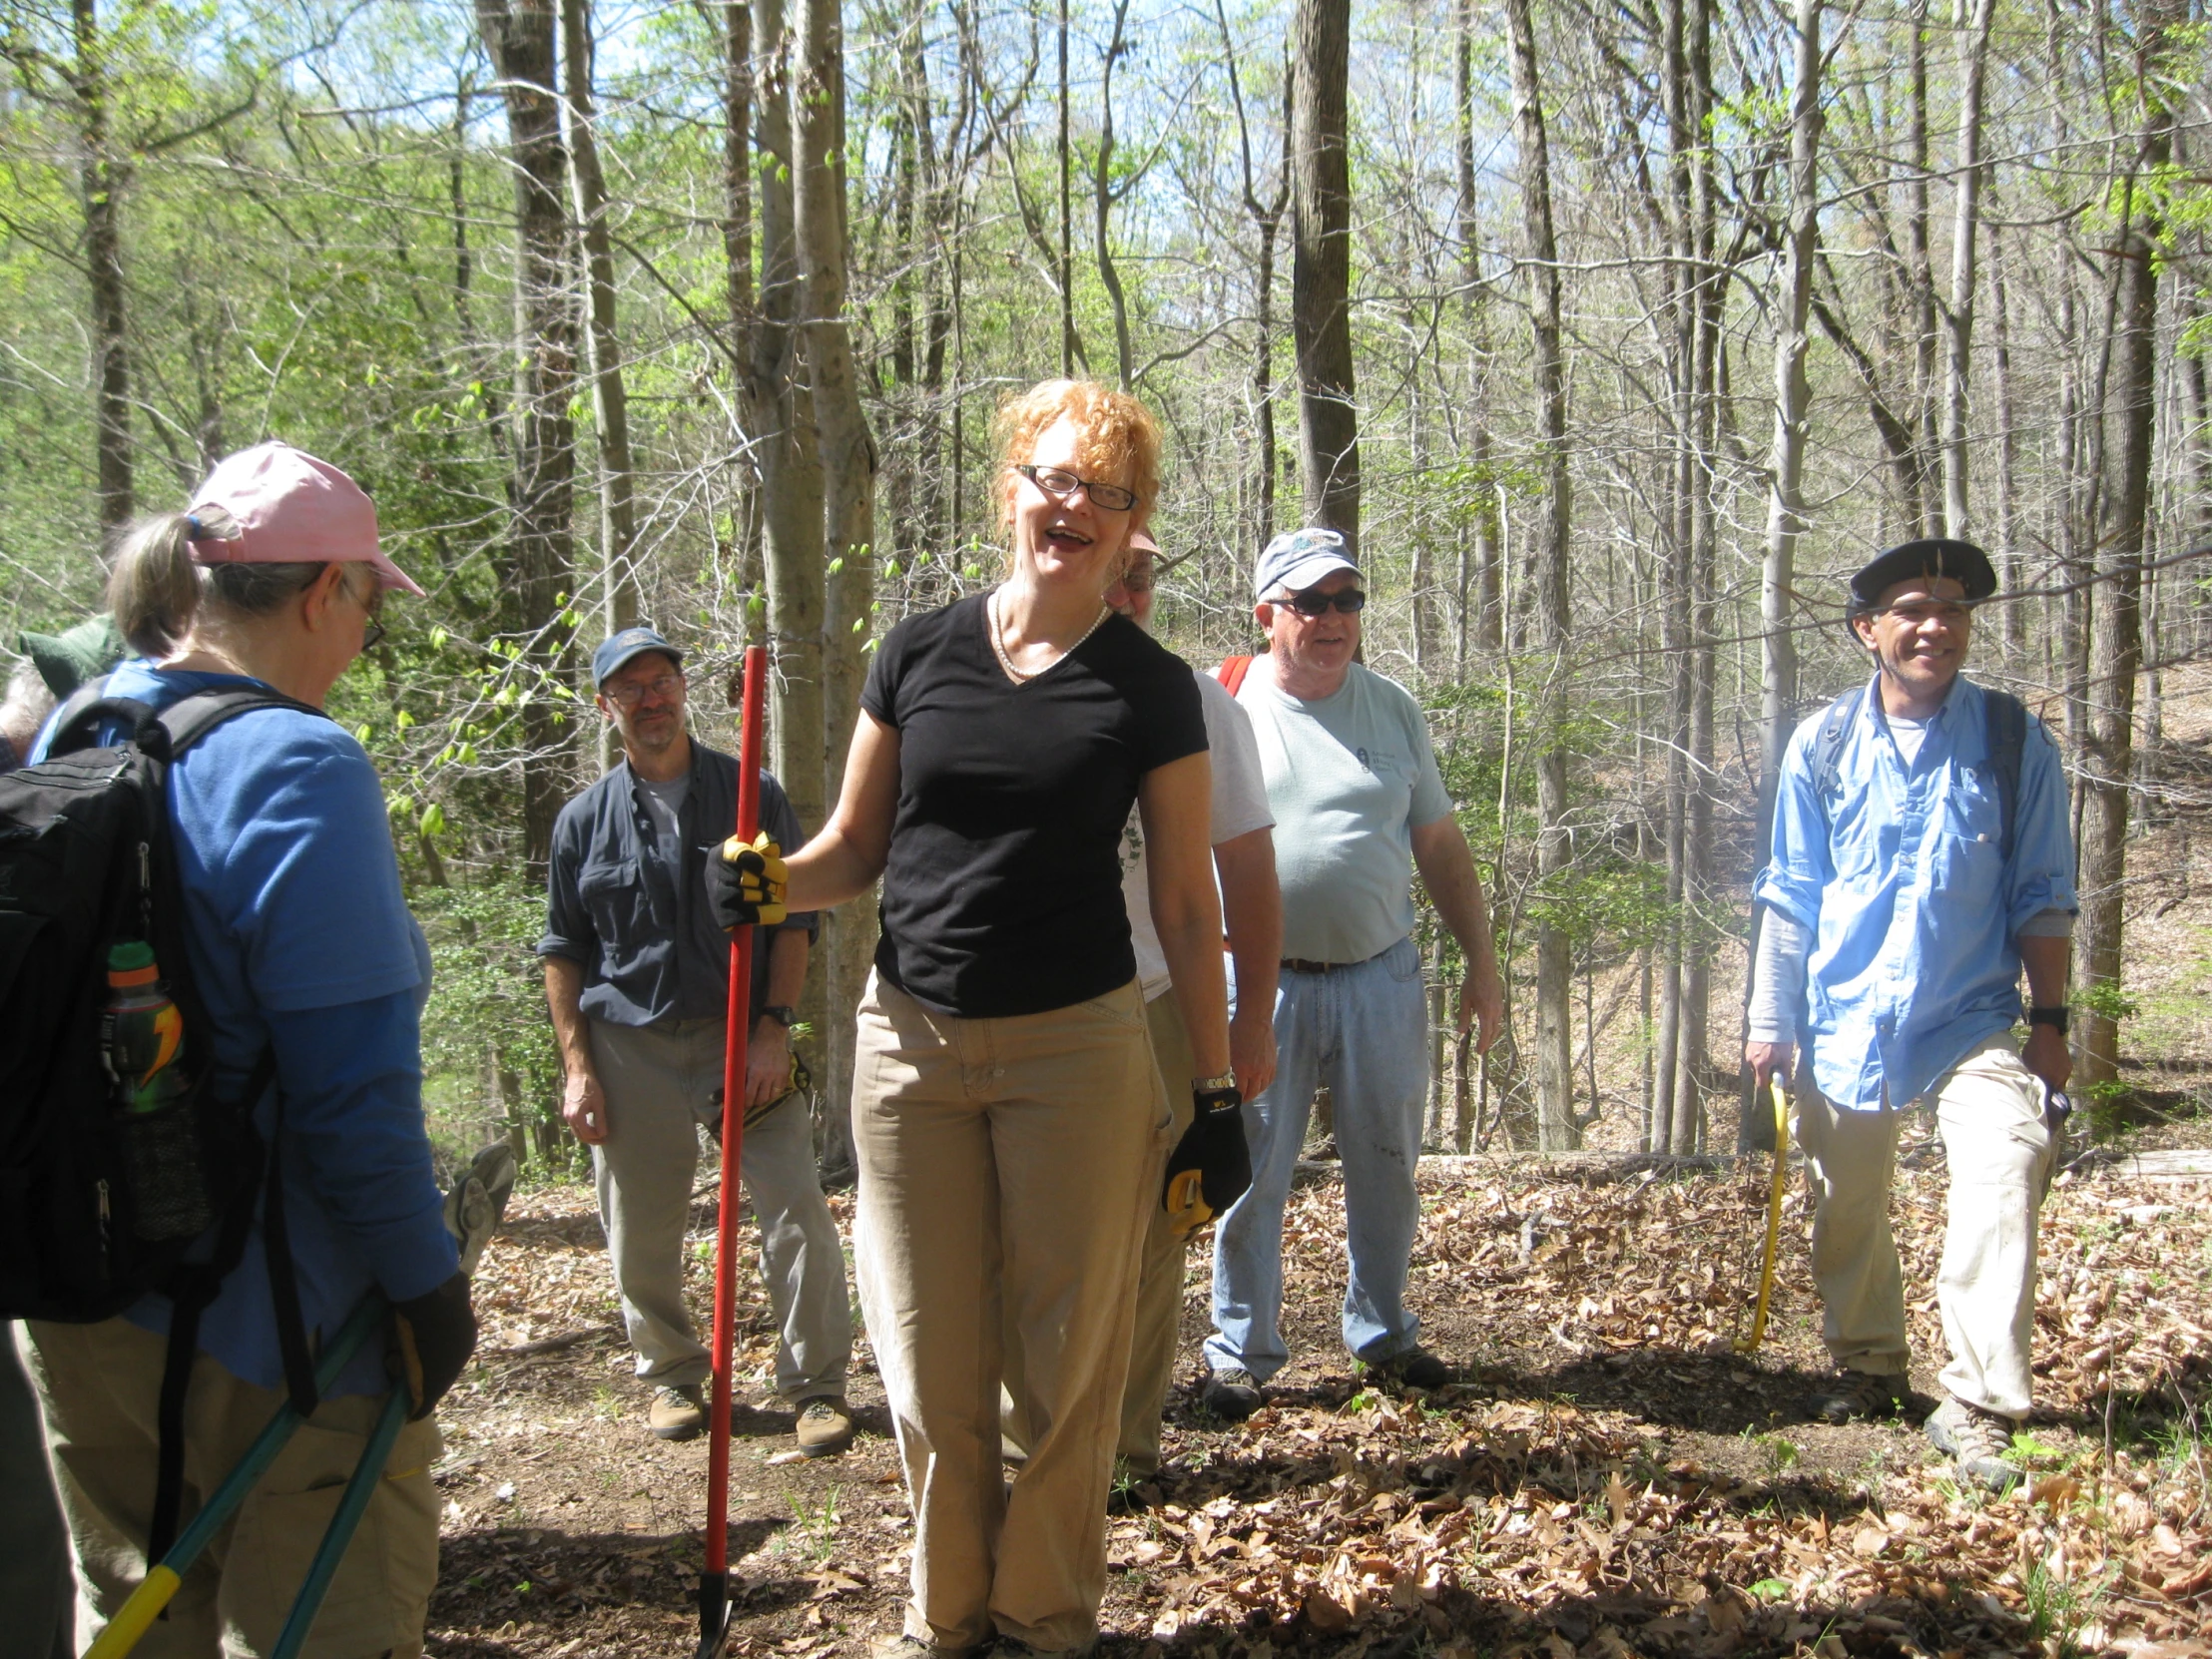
[860,591,1208,1017]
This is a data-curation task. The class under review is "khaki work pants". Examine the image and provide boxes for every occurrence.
[587,1015,850,1400]
[1003,989,1197,1479]
[25,1317,438,1659]
[1795,1033,2055,1416]
[852,971,1167,1653]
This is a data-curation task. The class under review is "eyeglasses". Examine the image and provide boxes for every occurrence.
[605,673,685,708]
[1280,587,1368,617]
[1015,464,1140,514]
[1876,601,1973,627]
[346,572,386,652]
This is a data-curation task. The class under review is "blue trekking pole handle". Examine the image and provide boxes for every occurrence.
[84,1293,388,1659]
[268,1383,409,1659]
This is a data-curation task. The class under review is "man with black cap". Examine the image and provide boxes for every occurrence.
[540,628,854,1454]
[1202,529,1505,1420]
[1746,540,2076,1492]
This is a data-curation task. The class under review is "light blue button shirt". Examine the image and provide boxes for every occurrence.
[1752,673,2076,1111]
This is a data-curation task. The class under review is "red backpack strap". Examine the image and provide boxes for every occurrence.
[1214,655,1254,697]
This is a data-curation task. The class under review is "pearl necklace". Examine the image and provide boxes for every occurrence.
[988,588,1110,685]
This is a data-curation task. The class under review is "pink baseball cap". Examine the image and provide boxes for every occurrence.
[187,441,424,596]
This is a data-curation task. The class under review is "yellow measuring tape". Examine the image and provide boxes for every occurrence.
[1734,1077,1792,1355]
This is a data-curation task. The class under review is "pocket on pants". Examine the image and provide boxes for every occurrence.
[1074,980,1148,1031]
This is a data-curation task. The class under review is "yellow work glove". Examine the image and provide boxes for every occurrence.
[706,831,788,927]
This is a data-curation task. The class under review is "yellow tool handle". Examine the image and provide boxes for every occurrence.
[86,1564,184,1659]
[1734,1077,1792,1355]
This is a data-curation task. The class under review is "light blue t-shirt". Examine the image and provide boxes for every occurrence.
[34,662,454,1394]
[1232,659,1454,964]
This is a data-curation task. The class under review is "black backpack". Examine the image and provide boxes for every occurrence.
[1809,682,2029,858]
[0,682,326,1559]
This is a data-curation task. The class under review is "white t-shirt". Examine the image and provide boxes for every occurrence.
[1119,670,1275,999]
[1233,658,1453,964]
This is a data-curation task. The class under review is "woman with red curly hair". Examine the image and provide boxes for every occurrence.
[717,380,1231,1656]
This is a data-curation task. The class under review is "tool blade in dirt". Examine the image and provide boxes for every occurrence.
[694,1569,736,1659]
[700,644,767,1650]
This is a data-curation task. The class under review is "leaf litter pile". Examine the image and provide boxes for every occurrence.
[427,1127,2210,1658]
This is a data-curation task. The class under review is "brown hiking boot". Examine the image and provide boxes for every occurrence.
[1926,1395,2022,1493]
[649,1383,706,1441]
[796,1394,855,1458]
[1806,1368,1907,1424]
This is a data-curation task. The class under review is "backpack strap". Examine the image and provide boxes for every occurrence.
[1981,689,2027,862]
[1810,684,1866,815]
[159,687,329,756]
[1215,656,1255,697]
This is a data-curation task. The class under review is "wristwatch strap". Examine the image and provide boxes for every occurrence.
[2027,1004,2068,1034]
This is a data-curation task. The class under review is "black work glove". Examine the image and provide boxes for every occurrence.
[390,1272,478,1420]
[1163,1086,1250,1238]
[705,832,789,929]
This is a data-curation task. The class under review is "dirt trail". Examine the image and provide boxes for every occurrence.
[425,1134,2211,1658]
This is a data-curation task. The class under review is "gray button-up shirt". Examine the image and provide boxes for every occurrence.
[539,739,817,1028]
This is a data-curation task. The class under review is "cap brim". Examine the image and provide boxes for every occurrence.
[366,551,425,598]
[1265,552,1361,598]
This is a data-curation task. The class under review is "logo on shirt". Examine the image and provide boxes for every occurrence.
[1356,746,1372,773]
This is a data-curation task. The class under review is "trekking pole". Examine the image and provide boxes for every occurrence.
[1733,1077,1792,1355]
[268,1384,409,1659]
[697,643,767,1659]
[84,1294,389,1659]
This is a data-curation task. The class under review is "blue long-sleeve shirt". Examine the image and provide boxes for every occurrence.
[34,663,455,1395]
[1751,672,2076,1111]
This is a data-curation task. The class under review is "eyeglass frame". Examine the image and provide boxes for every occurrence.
[1276,586,1368,617]
[601,670,687,708]
[1013,463,1141,514]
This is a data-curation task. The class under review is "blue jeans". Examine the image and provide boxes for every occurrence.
[1206,935,1430,1382]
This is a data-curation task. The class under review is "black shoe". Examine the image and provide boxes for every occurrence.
[1366,1346,1452,1389]
[1806,1369,1908,1425]
[1201,1368,1265,1421]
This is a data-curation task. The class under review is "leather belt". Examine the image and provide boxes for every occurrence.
[1281,957,1350,974]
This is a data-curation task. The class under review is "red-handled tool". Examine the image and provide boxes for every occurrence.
[698,644,766,1659]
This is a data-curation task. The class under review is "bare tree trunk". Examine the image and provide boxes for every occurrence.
[1991,231,2022,665]
[1504,0,1575,1149]
[2075,7,2180,1095]
[1291,0,1359,552]
[748,0,828,861]
[72,0,132,533]
[559,0,639,637]
[475,0,580,876]
[1939,0,1996,538]
[1456,0,1500,655]
[795,0,876,1173]
[1093,0,1135,387]
[1056,0,1073,377]
[1906,0,1940,537]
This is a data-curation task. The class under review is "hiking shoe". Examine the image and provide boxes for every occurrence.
[1202,1368,1265,1421]
[796,1394,856,1458]
[1806,1368,1907,1425]
[649,1383,706,1441]
[869,1636,977,1659]
[1926,1395,2022,1494]
[1367,1346,1452,1389]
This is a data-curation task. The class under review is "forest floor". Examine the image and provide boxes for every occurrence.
[423,667,2212,1658]
[424,1130,2211,1659]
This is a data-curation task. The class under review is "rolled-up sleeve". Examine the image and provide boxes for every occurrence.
[1751,725,1830,932]
[2002,720,2077,937]
[538,806,594,963]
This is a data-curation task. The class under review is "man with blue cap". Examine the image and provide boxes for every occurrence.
[539,627,854,1455]
[1746,538,2076,1492]
[1201,529,1505,1420]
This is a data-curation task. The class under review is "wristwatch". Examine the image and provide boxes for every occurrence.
[760,1004,797,1028]
[1193,1070,1236,1094]
[2027,1005,2069,1035]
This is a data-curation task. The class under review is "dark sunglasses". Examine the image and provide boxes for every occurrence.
[1282,588,1367,616]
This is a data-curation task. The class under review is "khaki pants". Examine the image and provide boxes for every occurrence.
[852,971,1167,1653]
[25,1318,438,1659]
[1005,990,1196,1480]
[588,1016,850,1400]
[1795,1033,2055,1416]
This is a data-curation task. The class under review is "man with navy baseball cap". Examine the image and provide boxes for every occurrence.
[1747,538,2075,1491]
[540,628,854,1455]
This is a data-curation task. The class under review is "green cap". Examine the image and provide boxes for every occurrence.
[20,614,127,701]
[106,940,156,972]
